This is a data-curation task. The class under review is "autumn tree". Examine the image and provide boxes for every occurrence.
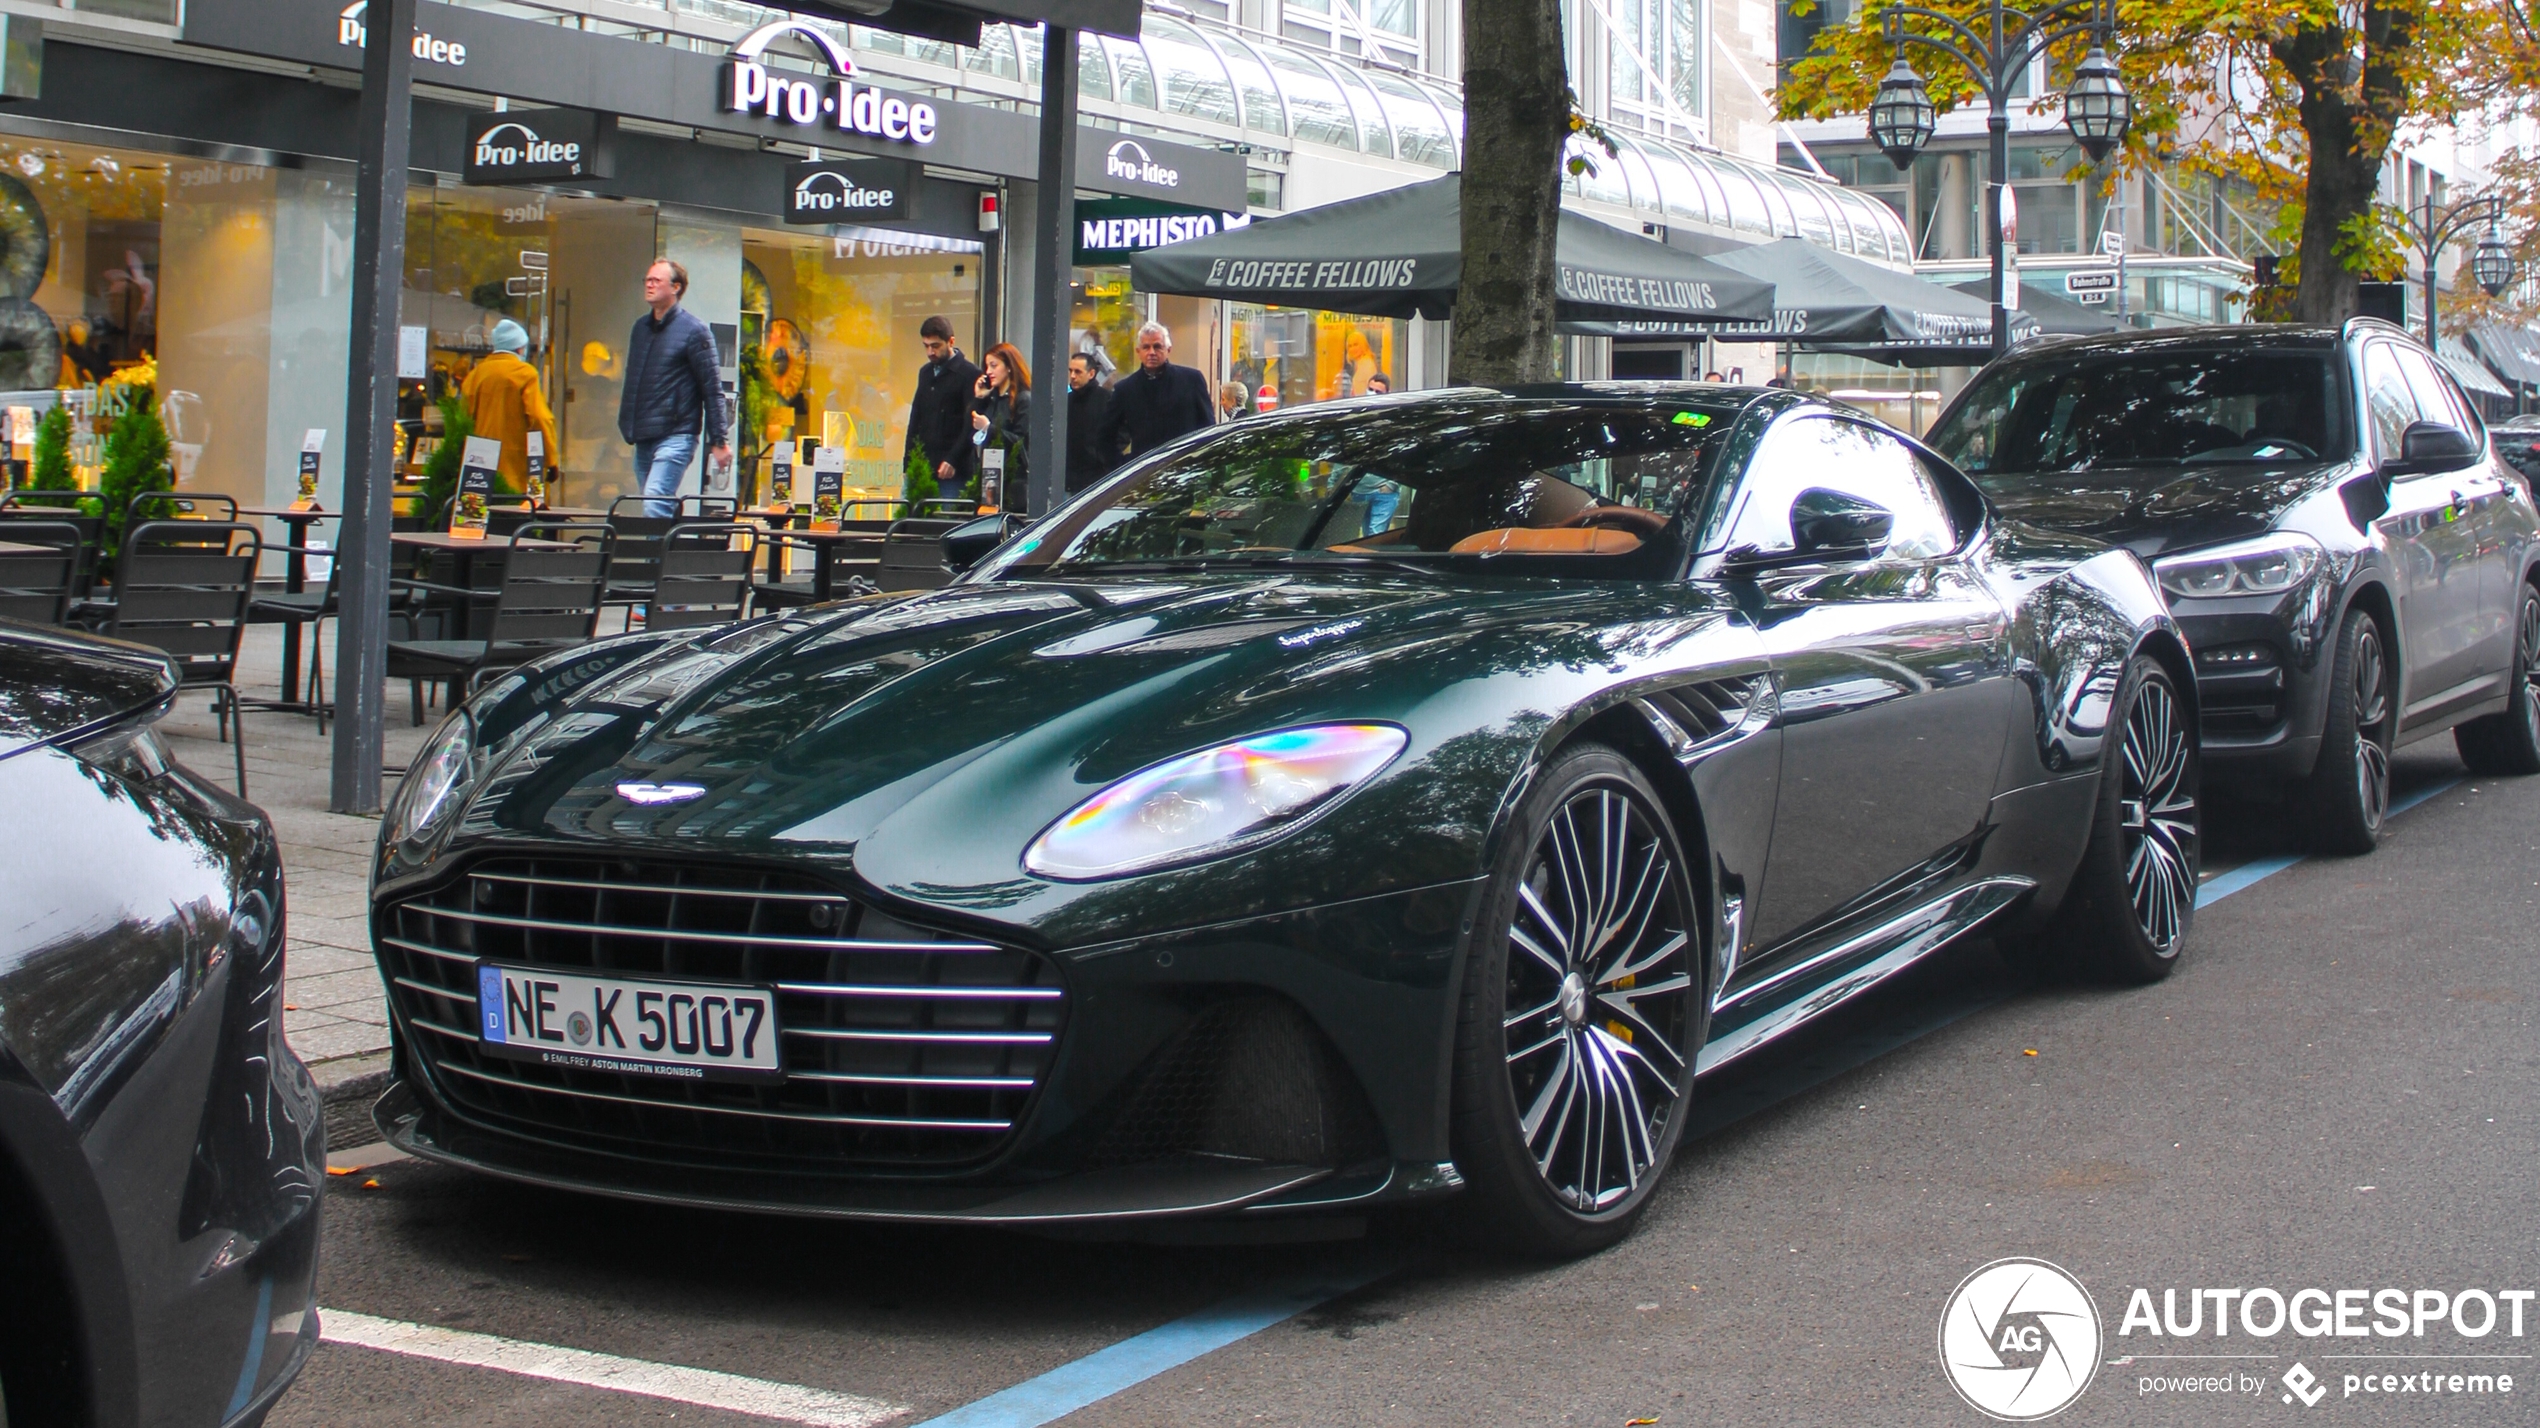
[1777,0,2532,325]
[1454,0,1572,382]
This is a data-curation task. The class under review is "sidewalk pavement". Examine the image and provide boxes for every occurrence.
[157,624,432,1124]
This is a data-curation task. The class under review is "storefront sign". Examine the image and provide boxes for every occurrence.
[785,157,913,225]
[182,0,1250,210]
[725,21,936,147]
[464,108,614,184]
[1072,197,1249,264]
[337,1,467,69]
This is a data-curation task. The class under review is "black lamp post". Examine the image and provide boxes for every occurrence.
[1866,0,2129,356]
[2400,195,2513,345]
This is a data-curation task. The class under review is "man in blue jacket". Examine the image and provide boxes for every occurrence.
[619,259,730,518]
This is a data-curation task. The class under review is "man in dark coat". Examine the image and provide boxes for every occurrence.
[905,315,981,497]
[1064,352,1114,494]
[619,258,730,518]
[1096,321,1214,471]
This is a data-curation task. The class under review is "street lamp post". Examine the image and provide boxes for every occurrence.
[1865,0,2130,357]
[2398,195,2517,345]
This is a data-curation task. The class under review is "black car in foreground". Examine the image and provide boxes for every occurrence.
[0,623,321,1426]
[370,385,2193,1255]
[1930,320,2540,851]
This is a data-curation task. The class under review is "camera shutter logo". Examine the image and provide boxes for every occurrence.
[1938,1258,2103,1420]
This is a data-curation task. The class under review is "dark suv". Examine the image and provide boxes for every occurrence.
[1928,320,2540,852]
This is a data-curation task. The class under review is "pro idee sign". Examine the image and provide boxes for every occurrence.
[463,107,614,184]
[784,156,914,225]
[722,18,938,147]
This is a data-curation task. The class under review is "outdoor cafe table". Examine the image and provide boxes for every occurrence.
[242,505,340,704]
[389,531,575,640]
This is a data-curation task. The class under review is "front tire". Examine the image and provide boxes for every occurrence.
[2028,656,2200,984]
[2300,607,2393,855]
[1449,744,1703,1257]
[2455,582,2540,776]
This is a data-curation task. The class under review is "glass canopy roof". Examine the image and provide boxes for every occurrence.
[850,15,1913,262]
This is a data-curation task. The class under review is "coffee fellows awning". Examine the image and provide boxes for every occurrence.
[1128,173,1774,326]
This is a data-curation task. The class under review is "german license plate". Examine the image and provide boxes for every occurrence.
[475,965,782,1082]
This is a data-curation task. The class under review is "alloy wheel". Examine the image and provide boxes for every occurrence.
[2352,621,2391,831]
[2118,674,2198,954]
[1502,784,1693,1213]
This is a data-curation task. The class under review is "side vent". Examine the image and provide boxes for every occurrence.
[1634,675,1772,760]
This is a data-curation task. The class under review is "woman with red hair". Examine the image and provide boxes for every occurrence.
[969,341,1032,508]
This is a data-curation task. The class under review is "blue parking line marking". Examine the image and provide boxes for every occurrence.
[2195,777,2460,908]
[910,1265,1392,1428]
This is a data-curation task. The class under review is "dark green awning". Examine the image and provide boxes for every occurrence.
[1127,173,1774,325]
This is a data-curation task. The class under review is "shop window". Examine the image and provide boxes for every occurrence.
[1249,169,1285,210]
[740,227,981,503]
[1229,305,1406,411]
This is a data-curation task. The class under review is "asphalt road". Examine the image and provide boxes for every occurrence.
[272,737,2537,1428]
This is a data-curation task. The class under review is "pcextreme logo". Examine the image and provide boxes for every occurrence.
[336,1,467,67]
[722,18,937,146]
[1105,139,1181,189]
[1939,1258,2103,1421]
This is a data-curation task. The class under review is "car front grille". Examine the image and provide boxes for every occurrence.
[376,855,1064,1169]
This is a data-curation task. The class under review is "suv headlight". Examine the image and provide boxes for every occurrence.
[383,712,477,850]
[1024,724,1408,881]
[2153,533,2324,600]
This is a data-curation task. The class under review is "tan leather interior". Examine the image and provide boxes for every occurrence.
[1448,526,1645,555]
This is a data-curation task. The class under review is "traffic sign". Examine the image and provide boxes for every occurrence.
[2101,229,2125,256]
[2065,269,2119,294]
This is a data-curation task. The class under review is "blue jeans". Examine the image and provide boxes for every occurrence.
[634,433,698,519]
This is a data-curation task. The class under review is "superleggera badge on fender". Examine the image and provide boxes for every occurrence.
[614,781,708,805]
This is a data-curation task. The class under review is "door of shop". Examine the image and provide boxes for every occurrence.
[547,199,657,509]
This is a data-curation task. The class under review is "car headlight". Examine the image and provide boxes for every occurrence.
[384,712,476,850]
[1024,724,1408,881]
[2153,533,2324,600]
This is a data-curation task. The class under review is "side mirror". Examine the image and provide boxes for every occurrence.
[1789,487,1893,560]
[2384,420,2480,478]
[940,512,1025,574]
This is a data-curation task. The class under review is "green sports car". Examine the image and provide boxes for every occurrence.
[369,384,2197,1255]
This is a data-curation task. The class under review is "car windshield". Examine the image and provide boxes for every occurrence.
[1928,349,2353,487]
[975,398,1738,579]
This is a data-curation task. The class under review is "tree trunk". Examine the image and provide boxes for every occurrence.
[1454,0,1571,384]
[2274,5,2415,326]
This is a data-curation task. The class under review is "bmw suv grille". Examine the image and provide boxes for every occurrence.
[376,856,1065,1168]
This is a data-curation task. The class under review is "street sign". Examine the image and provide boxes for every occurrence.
[2101,229,2125,256]
[2065,269,2119,295]
[2074,290,2108,304]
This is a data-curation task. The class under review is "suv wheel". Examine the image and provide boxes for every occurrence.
[2300,608,2392,855]
[2455,582,2540,776]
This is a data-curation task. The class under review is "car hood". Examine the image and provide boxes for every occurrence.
[428,572,1735,934]
[1975,463,2349,559]
[0,624,180,761]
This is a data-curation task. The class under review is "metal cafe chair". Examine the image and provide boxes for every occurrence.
[877,515,971,593]
[386,521,613,725]
[603,495,738,629]
[647,522,760,630]
[102,519,262,795]
[1,492,106,603]
[0,521,83,625]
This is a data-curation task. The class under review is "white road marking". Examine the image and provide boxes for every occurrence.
[319,1308,906,1426]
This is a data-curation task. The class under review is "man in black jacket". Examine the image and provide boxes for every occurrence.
[619,259,729,518]
[905,315,980,498]
[1065,353,1114,493]
[1096,321,1214,471]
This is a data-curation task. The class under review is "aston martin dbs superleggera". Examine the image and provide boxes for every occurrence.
[370,384,2197,1254]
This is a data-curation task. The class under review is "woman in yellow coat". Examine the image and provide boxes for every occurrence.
[461,319,561,497]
